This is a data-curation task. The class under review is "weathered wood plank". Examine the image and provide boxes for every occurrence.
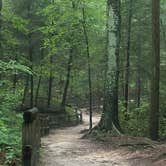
[22,108,41,166]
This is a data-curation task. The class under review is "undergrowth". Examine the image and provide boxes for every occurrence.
[0,81,23,165]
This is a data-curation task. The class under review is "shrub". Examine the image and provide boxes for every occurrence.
[119,101,149,137]
[0,81,23,165]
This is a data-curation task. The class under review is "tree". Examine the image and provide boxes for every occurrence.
[47,56,53,108]
[27,0,34,107]
[82,6,93,129]
[136,34,141,108]
[149,0,160,140]
[0,0,2,51]
[98,0,121,131]
[124,0,133,112]
[0,0,2,69]
[61,49,73,108]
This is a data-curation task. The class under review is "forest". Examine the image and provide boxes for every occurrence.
[0,0,166,165]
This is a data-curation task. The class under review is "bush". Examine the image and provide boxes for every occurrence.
[119,101,149,137]
[0,81,23,165]
[65,106,77,122]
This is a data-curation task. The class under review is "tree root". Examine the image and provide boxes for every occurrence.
[81,121,122,139]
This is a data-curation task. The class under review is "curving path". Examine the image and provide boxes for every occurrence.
[40,113,166,166]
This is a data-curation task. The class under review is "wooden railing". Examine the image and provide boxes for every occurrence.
[39,110,83,129]
[22,107,82,166]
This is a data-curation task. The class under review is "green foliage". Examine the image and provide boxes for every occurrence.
[119,101,149,137]
[0,60,32,75]
[0,83,23,165]
[65,106,77,122]
[0,2,165,166]
[119,99,166,140]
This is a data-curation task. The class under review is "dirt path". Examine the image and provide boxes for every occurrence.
[40,113,166,166]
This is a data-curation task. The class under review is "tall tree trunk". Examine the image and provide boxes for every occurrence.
[21,75,29,110]
[28,35,34,108]
[82,7,93,130]
[47,56,53,108]
[27,1,34,108]
[149,0,160,140]
[35,75,42,106]
[124,0,133,112]
[0,0,2,50]
[136,36,141,108]
[160,19,166,47]
[35,48,44,106]
[0,0,2,80]
[13,55,18,92]
[112,0,121,130]
[98,0,121,131]
[136,70,141,108]
[61,49,73,108]
[13,71,17,92]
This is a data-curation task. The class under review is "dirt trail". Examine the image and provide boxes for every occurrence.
[40,113,166,166]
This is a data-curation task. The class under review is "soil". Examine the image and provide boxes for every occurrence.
[40,113,166,166]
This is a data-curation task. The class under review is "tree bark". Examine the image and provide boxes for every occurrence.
[112,0,121,130]
[136,70,141,108]
[160,19,166,47]
[149,0,160,140]
[61,49,73,108]
[21,75,29,110]
[35,75,41,106]
[0,0,3,81]
[35,48,44,106]
[82,7,93,130]
[28,35,34,108]
[13,55,18,92]
[124,0,133,112]
[27,0,34,108]
[98,0,122,131]
[47,56,53,108]
[0,0,2,50]
[136,36,141,108]
[0,0,2,53]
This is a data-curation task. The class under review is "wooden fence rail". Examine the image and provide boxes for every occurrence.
[22,107,82,166]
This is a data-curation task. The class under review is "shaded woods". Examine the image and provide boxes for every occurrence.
[0,0,165,165]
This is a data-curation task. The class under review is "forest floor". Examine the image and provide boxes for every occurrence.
[40,112,166,166]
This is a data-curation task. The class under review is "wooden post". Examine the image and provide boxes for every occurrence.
[22,146,32,166]
[22,108,40,166]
